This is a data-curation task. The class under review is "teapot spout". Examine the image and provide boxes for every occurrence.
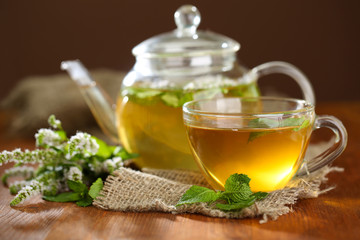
[61,60,119,143]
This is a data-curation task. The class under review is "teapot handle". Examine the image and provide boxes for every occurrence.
[247,61,315,104]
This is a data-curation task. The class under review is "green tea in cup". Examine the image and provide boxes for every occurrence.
[183,97,347,192]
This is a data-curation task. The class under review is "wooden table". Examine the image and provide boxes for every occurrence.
[0,102,359,240]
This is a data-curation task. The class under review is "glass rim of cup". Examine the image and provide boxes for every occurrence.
[182,96,315,119]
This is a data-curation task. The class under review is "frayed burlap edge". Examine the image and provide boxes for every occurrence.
[93,165,343,223]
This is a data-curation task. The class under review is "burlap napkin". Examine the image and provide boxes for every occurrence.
[93,165,343,223]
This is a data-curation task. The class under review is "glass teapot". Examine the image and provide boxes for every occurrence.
[61,5,315,170]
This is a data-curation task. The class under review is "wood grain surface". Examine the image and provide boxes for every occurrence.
[0,102,359,240]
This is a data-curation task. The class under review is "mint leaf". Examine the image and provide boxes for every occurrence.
[248,117,308,142]
[43,192,82,202]
[161,93,180,107]
[224,173,251,190]
[215,197,256,211]
[44,178,104,206]
[192,88,222,101]
[249,117,307,130]
[248,118,279,128]
[76,195,93,207]
[176,185,219,206]
[137,90,162,98]
[226,83,260,97]
[91,136,112,159]
[251,191,268,200]
[294,119,310,131]
[67,180,88,193]
[281,117,305,127]
[110,146,139,160]
[55,130,67,142]
[111,146,139,159]
[124,88,162,105]
[219,184,252,203]
[247,118,278,142]
[133,89,162,99]
[178,92,193,106]
[220,174,253,203]
[176,173,269,212]
[88,178,103,199]
[160,91,194,108]
[248,131,273,142]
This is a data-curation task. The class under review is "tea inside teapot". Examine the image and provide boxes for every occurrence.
[117,75,260,169]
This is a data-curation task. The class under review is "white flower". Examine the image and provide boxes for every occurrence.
[9,180,32,194]
[1,148,58,166]
[104,159,116,168]
[89,162,102,174]
[35,129,62,147]
[3,166,35,186]
[68,132,99,157]
[10,171,58,206]
[65,166,83,182]
[4,166,34,175]
[11,180,43,205]
[112,157,123,165]
[102,157,123,173]
[48,115,62,130]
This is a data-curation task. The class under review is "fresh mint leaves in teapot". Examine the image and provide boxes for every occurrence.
[61,5,315,170]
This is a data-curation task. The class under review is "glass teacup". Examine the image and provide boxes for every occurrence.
[183,97,347,192]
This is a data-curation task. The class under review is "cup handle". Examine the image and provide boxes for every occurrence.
[247,61,315,105]
[296,115,348,176]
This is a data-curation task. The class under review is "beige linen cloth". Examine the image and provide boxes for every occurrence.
[93,142,342,223]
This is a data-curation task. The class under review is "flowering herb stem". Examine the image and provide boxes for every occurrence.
[0,115,137,206]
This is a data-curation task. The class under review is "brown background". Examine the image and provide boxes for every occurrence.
[1,0,359,102]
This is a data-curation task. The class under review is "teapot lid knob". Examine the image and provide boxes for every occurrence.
[132,5,240,57]
[174,5,201,36]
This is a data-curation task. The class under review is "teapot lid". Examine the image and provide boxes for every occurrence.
[132,5,240,58]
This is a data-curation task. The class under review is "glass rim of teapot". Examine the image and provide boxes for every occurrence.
[182,96,315,119]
